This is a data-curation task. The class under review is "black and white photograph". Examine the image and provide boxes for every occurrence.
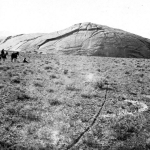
[0,0,150,149]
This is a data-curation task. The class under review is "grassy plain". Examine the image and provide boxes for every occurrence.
[0,52,150,149]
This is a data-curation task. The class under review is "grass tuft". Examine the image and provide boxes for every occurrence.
[66,83,80,91]
[11,76,21,84]
[44,66,52,70]
[93,78,108,90]
[49,74,57,79]
[0,84,4,89]
[111,114,146,141]
[0,66,10,71]
[34,82,43,87]
[20,110,41,122]
[64,69,68,74]
[17,93,31,101]
[46,89,54,93]
[49,99,62,106]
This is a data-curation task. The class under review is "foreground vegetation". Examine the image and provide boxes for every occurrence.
[0,52,150,149]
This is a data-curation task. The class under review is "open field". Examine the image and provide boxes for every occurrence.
[0,53,150,149]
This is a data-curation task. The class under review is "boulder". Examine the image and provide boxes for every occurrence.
[0,22,150,58]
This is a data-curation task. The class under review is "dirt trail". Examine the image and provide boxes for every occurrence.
[66,85,109,149]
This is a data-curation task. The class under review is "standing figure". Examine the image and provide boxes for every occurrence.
[1,49,5,55]
[0,49,8,61]
[11,52,19,62]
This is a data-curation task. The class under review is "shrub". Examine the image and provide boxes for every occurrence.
[11,76,21,84]
[46,89,54,93]
[81,91,100,99]
[66,83,80,91]
[34,82,43,87]
[17,93,30,101]
[93,78,108,90]
[7,71,13,77]
[20,110,40,122]
[0,84,4,89]
[97,69,101,72]
[0,66,10,71]
[44,66,52,70]
[64,69,68,74]
[94,80,104,89]
[7,107,19,116]
[81,92,92,99]
[111,114,146,141]
[50,74,57,79]
[49,99,62,106]
[45,61,50,64]
[23,69,34,75]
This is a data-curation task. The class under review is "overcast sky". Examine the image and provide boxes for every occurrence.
[0,0,150,38]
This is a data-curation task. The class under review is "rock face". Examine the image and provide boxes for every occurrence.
[0,22,150,58]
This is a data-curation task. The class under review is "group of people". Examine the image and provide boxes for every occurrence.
[0,49,28,63]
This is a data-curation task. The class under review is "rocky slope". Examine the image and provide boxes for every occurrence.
[0,22,150,58]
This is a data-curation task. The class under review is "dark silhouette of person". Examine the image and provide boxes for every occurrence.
[1,49,4,55]
[0,49,8,61]
[23,58,28,63]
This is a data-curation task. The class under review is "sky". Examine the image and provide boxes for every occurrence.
[0,0,150,38]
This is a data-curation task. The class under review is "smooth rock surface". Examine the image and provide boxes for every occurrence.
[0,22,150,58]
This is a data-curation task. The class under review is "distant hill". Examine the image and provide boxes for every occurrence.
[0,22,150,58]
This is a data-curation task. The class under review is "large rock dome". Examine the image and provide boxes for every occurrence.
[0,22,150,58]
